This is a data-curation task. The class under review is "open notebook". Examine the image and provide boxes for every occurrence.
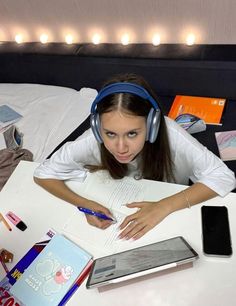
[63,171,148,255]
[62,171,187,257]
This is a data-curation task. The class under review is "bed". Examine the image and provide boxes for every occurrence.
[0,83,96,162]
[0,42,236,188]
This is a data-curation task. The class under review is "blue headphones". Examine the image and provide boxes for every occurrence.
[90,82,161,143]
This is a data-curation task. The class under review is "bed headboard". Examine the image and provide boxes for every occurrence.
[1,42,236,99]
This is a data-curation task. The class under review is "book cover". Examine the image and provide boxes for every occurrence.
[0,228,56,306]
[168,95,226,125]
[215,130,236,161]
[0,105,22,126]
[10,234,92,306]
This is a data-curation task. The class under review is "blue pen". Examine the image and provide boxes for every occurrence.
[77,207,116,222]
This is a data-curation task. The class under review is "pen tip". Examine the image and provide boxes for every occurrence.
[9,229,12,231]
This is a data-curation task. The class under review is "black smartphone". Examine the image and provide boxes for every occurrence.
[201,205,232,257]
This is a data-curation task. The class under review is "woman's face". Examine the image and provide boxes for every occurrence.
[100,110,146,163]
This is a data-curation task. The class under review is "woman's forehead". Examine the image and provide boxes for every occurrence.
[101,110,146,128]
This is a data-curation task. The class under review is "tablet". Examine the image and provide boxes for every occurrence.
[86,236,198,289]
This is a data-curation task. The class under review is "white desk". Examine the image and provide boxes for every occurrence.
[0,161,235,306]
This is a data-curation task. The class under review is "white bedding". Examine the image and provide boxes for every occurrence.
[0,84,97,162]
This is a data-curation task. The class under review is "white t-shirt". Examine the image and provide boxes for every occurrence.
[34,117,236,197]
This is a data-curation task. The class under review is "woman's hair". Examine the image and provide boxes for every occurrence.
[87,73,175,182]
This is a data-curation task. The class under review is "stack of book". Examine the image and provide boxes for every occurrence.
[0,105,22,133]
[0,229,93,306]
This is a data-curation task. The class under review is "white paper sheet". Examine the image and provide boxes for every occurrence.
[63,171,147,255]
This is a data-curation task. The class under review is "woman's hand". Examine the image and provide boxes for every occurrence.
[82,200,115,230]
[118,200,172,240]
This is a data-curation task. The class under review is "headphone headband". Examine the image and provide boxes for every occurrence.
[90,82,159,113]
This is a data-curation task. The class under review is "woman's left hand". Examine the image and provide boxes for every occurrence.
[118,200,172,240]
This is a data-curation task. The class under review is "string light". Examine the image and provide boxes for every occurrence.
[121,33,130,45]
[186,33,196,46]
[6,28,202,45]
[92,34,101,44]
[40,34,48,44]
[65,34,73,44]
[15,34,23,44]
[152,34,161,46]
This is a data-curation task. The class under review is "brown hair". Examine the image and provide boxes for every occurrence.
[86,73,175,182]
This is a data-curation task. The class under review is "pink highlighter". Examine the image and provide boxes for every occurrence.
[6,211,27,231]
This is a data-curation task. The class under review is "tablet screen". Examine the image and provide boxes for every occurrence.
[86,236,198,288]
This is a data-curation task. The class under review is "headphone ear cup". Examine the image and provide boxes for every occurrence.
[90,113,103,143]
[146,108,161,143]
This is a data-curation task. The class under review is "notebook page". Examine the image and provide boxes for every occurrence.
[63,211,126,256]
[62,171,146,255]
[81,171,145,214]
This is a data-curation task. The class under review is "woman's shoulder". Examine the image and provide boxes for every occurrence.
[164,116,186,136]
[72,128,98,145]
[58,128,99,155]
[163,116,203,147]
[51,128,100,164]
[164,116,181,129]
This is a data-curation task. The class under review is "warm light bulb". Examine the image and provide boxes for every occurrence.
[65,34,73,44]
[152,34,161,46]
[15,34,23,44]
[186,33,195,46]
[92,34,101,45]
[40,34,48,44]
[121,34,130,45]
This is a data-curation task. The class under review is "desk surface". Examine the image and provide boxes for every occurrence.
[0,161,235,306]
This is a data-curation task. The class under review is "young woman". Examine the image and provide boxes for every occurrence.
[34,73,236,240]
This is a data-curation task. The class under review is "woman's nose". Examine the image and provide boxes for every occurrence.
[116,138,128,153]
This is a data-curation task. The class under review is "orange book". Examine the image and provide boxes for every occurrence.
[168,95,226,125]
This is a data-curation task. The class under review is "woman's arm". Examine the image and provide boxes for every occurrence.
[118,182,217,240]
[34,177,114,229]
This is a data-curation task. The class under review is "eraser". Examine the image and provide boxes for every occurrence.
[6,211,27,231]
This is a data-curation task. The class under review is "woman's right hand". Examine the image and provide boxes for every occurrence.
[33,177,114,229]
[82,200,115,229]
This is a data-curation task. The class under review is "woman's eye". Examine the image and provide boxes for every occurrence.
[106,132,115,138]
[128,131,137,138]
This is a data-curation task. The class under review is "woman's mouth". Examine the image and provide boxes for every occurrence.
[115,154,132,162]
